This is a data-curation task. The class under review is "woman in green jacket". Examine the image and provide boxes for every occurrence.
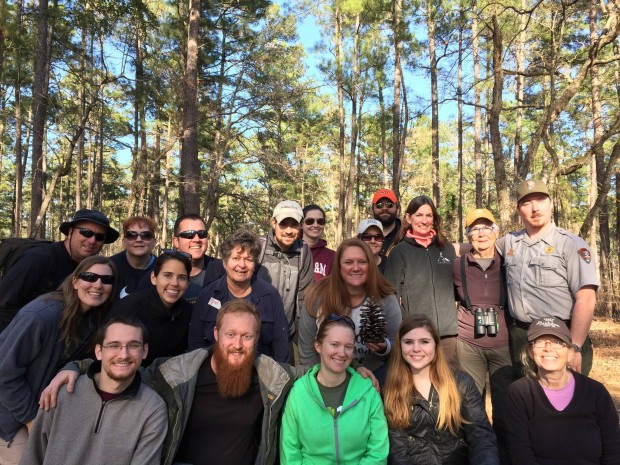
[280,315,389,464]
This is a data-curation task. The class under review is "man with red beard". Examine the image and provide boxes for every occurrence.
[21,317,167,465]
[43,300,294,465]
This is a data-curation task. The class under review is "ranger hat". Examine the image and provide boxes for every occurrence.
[372,188,398,205]
[59,209,119,244]
[465,208,496,227]
[357,219,384,235]
[272,201,303,223]
[516,179,550,203]
[527,317,571,345]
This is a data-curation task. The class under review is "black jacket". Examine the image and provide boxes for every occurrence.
[388,370,498,465]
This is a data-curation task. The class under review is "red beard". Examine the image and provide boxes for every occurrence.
[212,343,255,398]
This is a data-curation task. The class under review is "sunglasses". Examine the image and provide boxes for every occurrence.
[76,227,106,242]
[78,271,115,285]
[303,218,326,226]
[374,201,395,209]
[124,230,154,241]
[360,233,384,242]
[177,229,208,240]
[162,249,192,262]
[323,313,356,331]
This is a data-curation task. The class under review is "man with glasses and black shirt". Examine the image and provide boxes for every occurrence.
[110,216,157,299]
[301,204,335,281]
[170,213,224,304]
[0,209,119,333]
[371,188,401,256]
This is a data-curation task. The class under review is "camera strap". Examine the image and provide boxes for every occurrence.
[460,254,505,313]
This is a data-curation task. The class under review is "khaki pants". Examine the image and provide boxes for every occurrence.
[0,427,28,465]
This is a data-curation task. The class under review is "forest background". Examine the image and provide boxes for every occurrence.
[1,0,619,317]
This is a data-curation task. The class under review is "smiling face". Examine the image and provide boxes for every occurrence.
[400,326,437,375]
[360,225,383,256]
[150,258,189,309]
[172,218,208,261]
[339,245,369,292]
[95,323,147,384]
[467,219,498,257]
[214,311,258,368]
[528,336,571,376]
[122,221,156,259]
[314,324,355,377]
[302,209,325,242]
[271,217,301,251]
[73,263,115,311]
[405,204,434,236]
[223,246,255,287]
[67,221,107,261]
[517,193,552,233]
[372,197,398,227]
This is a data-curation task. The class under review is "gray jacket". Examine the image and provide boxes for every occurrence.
[20,367,167,465]
[256,231,313,337]
[144,349,295,465]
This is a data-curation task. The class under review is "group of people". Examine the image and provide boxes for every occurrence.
[0,179,618,465]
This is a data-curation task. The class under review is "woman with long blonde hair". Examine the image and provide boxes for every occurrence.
[298,238,401,384]
[383,315,498,464]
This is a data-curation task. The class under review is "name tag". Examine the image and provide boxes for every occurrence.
[208,297,221,309]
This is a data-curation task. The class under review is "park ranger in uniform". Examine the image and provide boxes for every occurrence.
[496,179,599,376]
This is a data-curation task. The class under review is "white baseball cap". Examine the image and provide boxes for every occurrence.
[357,219,384,235]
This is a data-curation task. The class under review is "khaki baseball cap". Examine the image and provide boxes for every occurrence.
[272,200,303,223]
[516,179,550,203]
[465,208,496,227]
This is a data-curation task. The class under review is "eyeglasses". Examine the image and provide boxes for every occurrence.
[162,249,192,261]
[76,227,106,242]
[360,233,384,242]
[530,339,568,350]
[177,229,208,239]
[78,271,115,285]
[374,201,395,209]
[303,218,326,226]
[468,226,494,237]
[124,230,154,241]
[101,342,144,353]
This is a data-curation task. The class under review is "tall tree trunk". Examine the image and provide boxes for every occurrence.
[488,15,511,228]
[472,1,482,207]
[392,0,403,196]
[457,3,464,242]
[161,119,172,249]
[12,0,24,237]
[336,3,346,242]
[377,74,388,187]
[30,0,50,238]
[514,0,526,176]
[179,0,201,214]
[427,2,440,206]
[346,13,360,238]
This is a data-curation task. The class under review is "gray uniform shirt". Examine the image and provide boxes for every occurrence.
[496,223,598,322]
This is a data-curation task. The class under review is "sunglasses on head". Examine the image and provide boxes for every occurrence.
[360,233,384,242]
[177,229,208,240]
[124,230,154,241]
[78,271,115,285]
[374,201,394,209]
[162,249,192,262]
[303,218,326,226]
[76,227,106,242]
[323,313,356,331]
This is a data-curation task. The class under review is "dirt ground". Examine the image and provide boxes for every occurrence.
[589,317,620,416]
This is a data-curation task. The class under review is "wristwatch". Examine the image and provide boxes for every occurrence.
[572,343,582,353]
